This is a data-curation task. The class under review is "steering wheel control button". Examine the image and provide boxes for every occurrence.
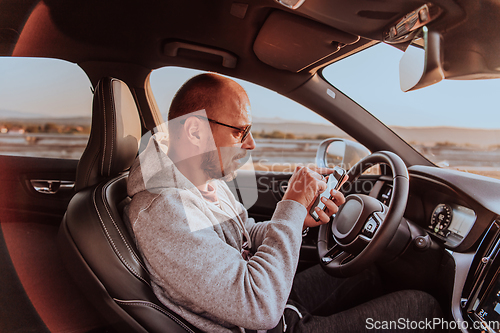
[362,217,379,238]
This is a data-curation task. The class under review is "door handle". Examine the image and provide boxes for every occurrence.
[30,180,75,194]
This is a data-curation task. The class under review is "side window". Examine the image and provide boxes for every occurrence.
[149,67,353,172]
[0,57,92,159]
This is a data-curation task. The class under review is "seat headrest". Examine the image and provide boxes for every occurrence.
[75,77,141,192]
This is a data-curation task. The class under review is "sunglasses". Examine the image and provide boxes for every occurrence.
[180,115,252,143]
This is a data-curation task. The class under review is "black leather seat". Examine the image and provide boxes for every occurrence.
[58,77,201,333]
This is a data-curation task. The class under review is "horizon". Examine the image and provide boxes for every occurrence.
[2,109,500,131]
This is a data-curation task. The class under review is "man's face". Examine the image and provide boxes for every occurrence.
[202,89,255,181]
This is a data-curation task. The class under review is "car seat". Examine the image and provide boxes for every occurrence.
[58,77,202,333]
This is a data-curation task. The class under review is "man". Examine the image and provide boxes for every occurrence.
[125,73,441,332]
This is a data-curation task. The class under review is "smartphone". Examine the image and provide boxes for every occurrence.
[309,166,346,221]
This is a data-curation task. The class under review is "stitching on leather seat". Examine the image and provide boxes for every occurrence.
[102,176,149,273]
[101,80,108,175]
[92,182,150,286]
[114,298,196,333]
[108,78,116,176]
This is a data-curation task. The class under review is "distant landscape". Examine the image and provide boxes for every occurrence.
[1,112,500,178]
[0,113,90,135]
[252,117,500,148]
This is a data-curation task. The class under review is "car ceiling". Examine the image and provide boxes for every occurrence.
[2,0,498,93]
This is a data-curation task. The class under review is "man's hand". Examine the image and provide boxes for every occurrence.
[282,166,346,230]
[303,187,346,230]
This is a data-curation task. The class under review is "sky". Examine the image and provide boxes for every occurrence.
[323,44,500,129]
[149,67,330,124]
[0,57,92,118]
[1,43,500,129]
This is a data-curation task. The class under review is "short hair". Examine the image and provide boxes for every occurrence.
[168,73,228,121]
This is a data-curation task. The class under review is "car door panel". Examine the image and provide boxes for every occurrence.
[0,155,77,224]
[0,155,108,332]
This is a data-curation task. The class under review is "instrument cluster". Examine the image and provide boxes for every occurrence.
[428,203,476,247]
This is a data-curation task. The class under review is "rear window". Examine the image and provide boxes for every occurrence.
[0,57,92,159]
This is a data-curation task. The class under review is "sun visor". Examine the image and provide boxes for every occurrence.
[253,11,359,72]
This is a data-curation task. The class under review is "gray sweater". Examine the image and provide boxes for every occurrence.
[125,134,306,332]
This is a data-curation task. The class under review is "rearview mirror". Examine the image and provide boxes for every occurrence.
[399,26,444,92]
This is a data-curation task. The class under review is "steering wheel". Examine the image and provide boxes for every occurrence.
[317,151,409,277]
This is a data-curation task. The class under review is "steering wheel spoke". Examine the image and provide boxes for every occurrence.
[319,241,342,264]
[338,251,356,265]
[323,250,352,265]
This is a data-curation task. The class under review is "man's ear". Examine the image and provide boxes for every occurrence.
[184,117,202,146]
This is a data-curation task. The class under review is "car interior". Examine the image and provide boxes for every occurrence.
[2,0,500,332]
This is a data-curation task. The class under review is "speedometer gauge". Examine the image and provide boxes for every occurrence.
[430,204,453,237]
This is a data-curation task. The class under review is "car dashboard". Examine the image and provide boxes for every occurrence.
[380,165,500,332]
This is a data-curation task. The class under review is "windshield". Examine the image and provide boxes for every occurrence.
[322,43,500,179]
